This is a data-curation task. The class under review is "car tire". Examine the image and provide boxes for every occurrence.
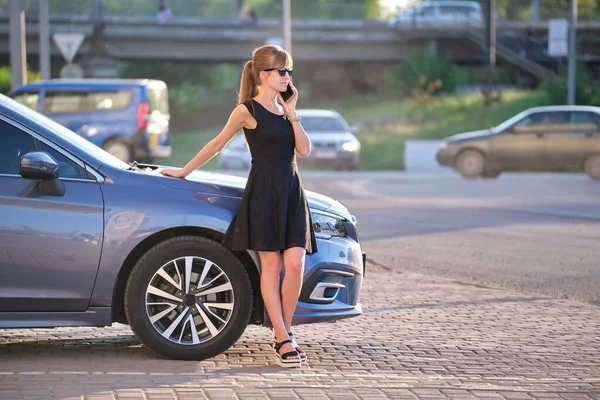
[456,149,486,178]
[102,138,133,163]
[584,155,600,180]
[124,236,253,360]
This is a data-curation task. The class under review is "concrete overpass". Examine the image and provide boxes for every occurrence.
[1,13,599,82]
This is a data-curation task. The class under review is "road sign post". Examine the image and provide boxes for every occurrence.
[567,0,577,105]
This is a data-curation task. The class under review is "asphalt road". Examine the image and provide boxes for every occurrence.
[297,171,600,305]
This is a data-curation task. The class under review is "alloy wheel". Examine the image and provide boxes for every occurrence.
[145,256,234,345]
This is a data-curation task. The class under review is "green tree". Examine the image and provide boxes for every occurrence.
[0,66,41,94]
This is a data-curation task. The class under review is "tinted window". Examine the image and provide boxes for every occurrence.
[0,120,36,175]
[0,119,86,178]
[300,116,349,133]
[6,95,130,170]
[37,141,86,179]
[11,92,39,111]
[43,90,133,114]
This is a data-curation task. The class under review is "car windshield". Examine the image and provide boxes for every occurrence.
[491,110,530,133]
[2,94,130,169]
[300,116,349,132]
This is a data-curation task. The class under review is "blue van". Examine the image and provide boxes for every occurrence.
[9,79,171,163]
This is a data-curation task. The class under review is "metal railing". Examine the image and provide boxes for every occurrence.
[0,0,598,22]
[0,0,372,21]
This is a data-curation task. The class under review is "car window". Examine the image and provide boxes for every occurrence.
[6,95,130,170]
[416,6,435,16]
[439,5,475,15]
[570,112,600,131]
[0,119,87,178]
[300,116,349,133]
[43,90,133,114]
[147,86,170,115]
[0,119,37,175]
[513,111,569,132]
[36,140,87,179]
[11,92,39,111]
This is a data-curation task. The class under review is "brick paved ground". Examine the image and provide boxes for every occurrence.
[1,252,599,400]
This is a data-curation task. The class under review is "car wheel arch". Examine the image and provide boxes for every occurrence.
[454,147,487,163]
[110,226,262,326]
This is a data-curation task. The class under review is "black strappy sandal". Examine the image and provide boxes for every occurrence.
[288,332,308,364]
[274,339,302,368]
[273,332,307,364]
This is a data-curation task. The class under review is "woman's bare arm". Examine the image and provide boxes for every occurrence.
[161,104,252,178]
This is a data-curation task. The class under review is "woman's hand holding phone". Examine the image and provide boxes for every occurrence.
[278,81,299,117]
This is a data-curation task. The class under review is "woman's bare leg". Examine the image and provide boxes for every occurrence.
[258,250,297,358]
[281,247,306,333]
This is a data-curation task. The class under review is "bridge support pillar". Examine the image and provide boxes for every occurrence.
[9,0,26,89]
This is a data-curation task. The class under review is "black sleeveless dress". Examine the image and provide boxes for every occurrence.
[223,99,318,254]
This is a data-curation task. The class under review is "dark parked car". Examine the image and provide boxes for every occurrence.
[9,79,171,163]
[0,94,365,360]
[436,106,600,179]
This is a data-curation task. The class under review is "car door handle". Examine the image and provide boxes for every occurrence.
[585,132,595,137]
[536,132,544,138]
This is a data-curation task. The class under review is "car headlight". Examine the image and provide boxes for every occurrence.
[311,210,346,239]
[341,141,360,152]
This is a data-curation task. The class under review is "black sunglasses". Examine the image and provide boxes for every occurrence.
[263,67,293,77]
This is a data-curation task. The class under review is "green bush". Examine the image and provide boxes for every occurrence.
[541,63,600,106]
[0,66,41,95]
[390,49,459,96]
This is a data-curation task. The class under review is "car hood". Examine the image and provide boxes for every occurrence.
[146,168,352,218]
[445,129,492,143]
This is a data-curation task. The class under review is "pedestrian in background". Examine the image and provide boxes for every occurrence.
[157,0,172,23]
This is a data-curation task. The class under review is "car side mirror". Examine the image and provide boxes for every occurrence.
[20,152,65,196]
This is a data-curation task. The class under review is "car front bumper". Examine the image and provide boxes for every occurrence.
[298,151,359,168]
[436,147,457,167]
[262,220,365,327]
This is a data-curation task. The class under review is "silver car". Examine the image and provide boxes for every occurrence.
[0,94,366,360]
[219,109,360,170]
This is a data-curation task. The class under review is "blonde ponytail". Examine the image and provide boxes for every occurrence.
[238,60,259,104]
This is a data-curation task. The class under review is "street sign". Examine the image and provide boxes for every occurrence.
[548,19,568,57]
[59,63,84,79]
[52,33,85,63]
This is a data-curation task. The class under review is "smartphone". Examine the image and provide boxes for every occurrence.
[280,84,294,103]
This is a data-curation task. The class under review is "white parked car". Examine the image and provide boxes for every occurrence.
[389,1,483,27]
[219,109,360,171]
[219,134,252,170]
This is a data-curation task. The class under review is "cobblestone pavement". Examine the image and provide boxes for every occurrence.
[1,254,599,400]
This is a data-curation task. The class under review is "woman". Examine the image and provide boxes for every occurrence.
[161,45,317,368]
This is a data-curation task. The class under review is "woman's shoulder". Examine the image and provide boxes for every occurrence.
[239,99,257,117]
